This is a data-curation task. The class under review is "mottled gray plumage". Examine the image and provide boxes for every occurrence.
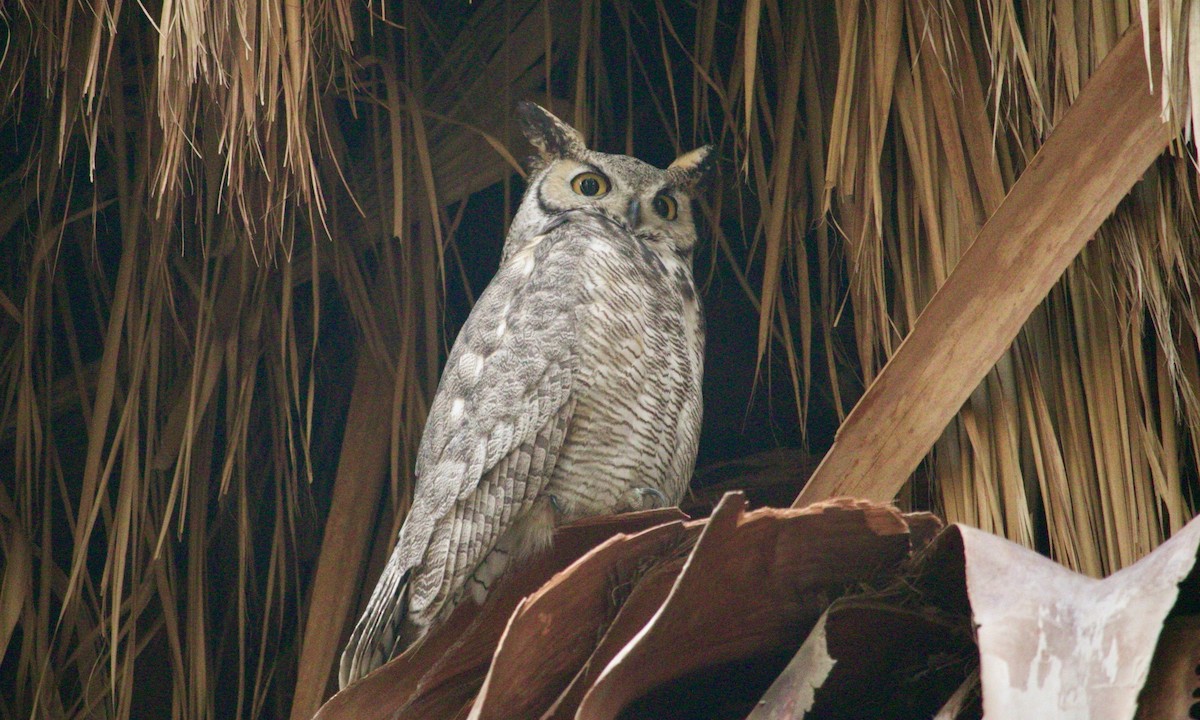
[339,102,711,688]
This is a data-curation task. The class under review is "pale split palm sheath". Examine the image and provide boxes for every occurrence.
[338,102,712,688]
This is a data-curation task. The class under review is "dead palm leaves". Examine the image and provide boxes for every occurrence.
[4,0,1200,718]
[317,495,1200,719]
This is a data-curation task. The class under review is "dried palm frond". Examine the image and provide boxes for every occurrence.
[804,0,1200,578]
[4,0,1200,717]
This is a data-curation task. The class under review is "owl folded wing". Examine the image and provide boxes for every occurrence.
[340,223,583,685]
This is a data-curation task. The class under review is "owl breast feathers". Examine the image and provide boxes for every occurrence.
[339,101,712,688]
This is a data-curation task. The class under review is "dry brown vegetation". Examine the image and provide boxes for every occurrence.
[2,0,1200,718]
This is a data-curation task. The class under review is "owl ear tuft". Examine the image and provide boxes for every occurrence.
[517,101,587,160]
[666,145,715,192]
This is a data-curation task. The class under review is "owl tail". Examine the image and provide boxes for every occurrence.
[338,557,411,689]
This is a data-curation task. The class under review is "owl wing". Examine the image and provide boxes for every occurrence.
[340,219,584,687]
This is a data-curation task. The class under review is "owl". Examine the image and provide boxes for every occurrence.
[338,101,712,688]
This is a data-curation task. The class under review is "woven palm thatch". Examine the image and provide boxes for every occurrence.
[1,0,1199,718]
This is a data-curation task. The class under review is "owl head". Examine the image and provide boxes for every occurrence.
[505,101,712,261]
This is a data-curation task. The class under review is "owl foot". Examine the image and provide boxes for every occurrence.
[636,486,668,509]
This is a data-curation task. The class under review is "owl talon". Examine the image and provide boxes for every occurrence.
[637,487,668,508]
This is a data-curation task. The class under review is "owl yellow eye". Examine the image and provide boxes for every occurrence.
[652,193,678,220]
[571,172,610,197]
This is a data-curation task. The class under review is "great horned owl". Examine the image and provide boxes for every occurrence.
[338,102,711,688]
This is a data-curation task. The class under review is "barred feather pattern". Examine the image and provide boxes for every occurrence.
[340,104,709,688]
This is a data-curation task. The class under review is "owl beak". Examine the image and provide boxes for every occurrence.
[625,198,641,229]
